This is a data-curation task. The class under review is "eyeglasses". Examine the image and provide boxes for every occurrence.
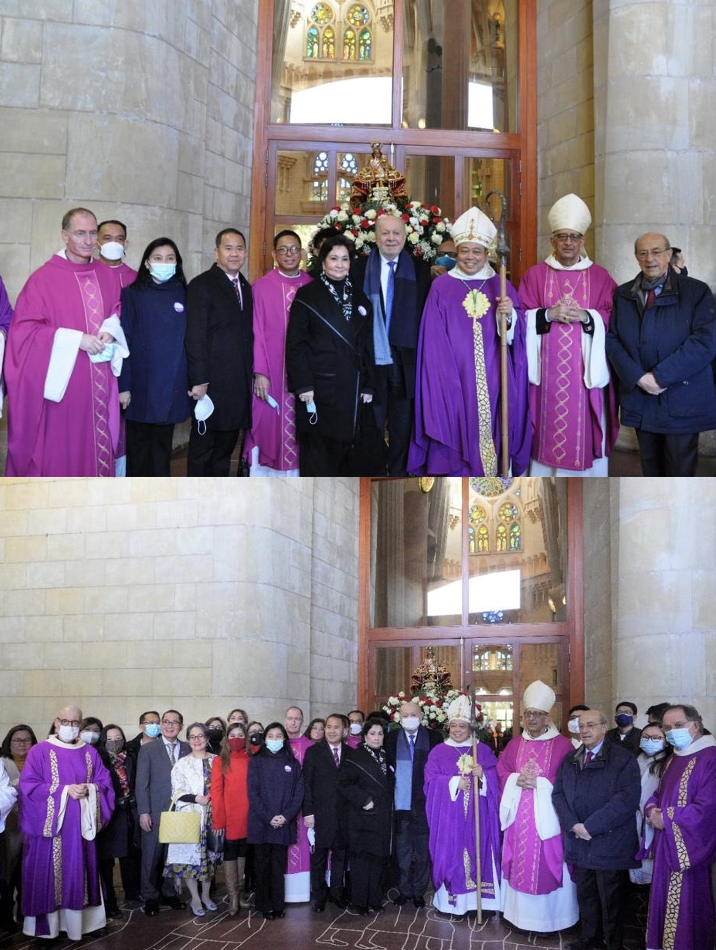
[65,230,98,240]
[187,734,206,741]
[636,248,670,259]
[162,719,181,726]
[11,736,32,743]
[276,246,301,256]
[523,711,548,719]
[553,233,583,242]
[59,719,81,727]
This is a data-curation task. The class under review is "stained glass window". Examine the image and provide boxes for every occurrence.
[347,4,370,26]
[306,26,319,58]
[469,503,486,524]
[337,153,359,203]
[343,28,356,60]
[323,26,335,59]
[312,151,329,201]
[478,524,489,552]
[470,477,514,497]
[496,524,507,552]
[510,523,521,551]
[311,2,333,23]
[468,525,476,555]
[359,28,372,60]
[499,502,519,522]
[496,650,512,671]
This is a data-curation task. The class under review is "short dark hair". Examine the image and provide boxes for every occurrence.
[348,710,365,720]
[646,702,670,722]
[310,226,340,251]
[132,237,187,290]
[362,717,386,738]
[216,228,246,248]
[139,710,160,723]
[0,724,38,759]
[324,714,345,727]
[81,717,104,732]
[97,219,127,238]
[162,709,184,725]
[62,207,96,231]
[185,722,209,740]
[206,716,227,731]
[273,229,301,250]
[318,235,354,266]
[258,721,295,758]
[568,704,590,717]
[616,701,637,715]
[99,723,126,748]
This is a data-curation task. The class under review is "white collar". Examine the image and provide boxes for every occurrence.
[47,735,86,749]
[545,252,593,272]
[277,269,303,279]
[449,262,495,281]
[444,736,472,748]
[674,734,716,756]
[521,724,560,742]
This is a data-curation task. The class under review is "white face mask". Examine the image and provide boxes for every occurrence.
[194,394,215,435]
[349,723,363,735]
[401,716,421,733]
[568,718,581,734]
[100,241,125,261]
[80,731,99,745]
[58,725,80,743]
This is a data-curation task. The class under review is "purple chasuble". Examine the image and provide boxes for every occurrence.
[100,262,136,462]
[497,733,573,894]
[245,269,312,471]
[519,261,619,471]
[645,742,716,950]
[424,741,501,904]
[408,271,531,475]
[0,275,13,336]
[19,739,115,937]
[4,255,122,476]
[287,735,314,880]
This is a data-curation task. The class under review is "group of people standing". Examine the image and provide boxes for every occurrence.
[1,690,713,949]
[1,192,714,477]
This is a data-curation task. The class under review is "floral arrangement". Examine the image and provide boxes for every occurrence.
[316,198,451,261]
[382,688,483,731]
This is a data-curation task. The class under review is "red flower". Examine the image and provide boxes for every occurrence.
[431,205,440,215]
[361,218,370,228]
[401,213,410,222]
[351,229,359,236]
[415,246,424,256]
[335,223,343,230]
[432,217,441,224]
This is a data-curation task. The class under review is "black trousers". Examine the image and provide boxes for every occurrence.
[636,429,699,476]
[187,422,241,476]
[254,843,287,914]
[100,854,141,909]
[394,812,430,899]
[349,851,385,910]
[310,846,347,903]
[140,826,176,902]
[126,420,174,476]
[573,866,627,950]
[298,432,350,475]
[372,361,414,476]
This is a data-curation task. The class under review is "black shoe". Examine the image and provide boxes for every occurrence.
[352,905,369,916]
[369,904,384,913]
[263,911,275,920]
[106,906,123,919]
[274,911,285,918]
[393,894,409,906]
[328,895,348,909]
[143,901,159,917]
[312,902,325,912]
[413,897,426,908]
[160,895,185,910]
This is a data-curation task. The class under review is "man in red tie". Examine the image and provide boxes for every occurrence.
[552,710,641,950]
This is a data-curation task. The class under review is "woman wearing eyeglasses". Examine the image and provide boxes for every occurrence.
[0,725,37,932]
[163,722,223,917]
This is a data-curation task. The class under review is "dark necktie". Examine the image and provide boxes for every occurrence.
[231,275,243,309]
[166,742,175,764]
[385,260,396,336]
[584,750,594,767]
[332,746,340,767]
[409,734,415,761]
[645,288,656,309]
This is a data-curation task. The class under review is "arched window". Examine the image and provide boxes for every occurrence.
[306,26,319,58]
[359,28,372,60]
[312,151,329,201]
[323,26,336,59]
[337,152,359,203]
[468,525,476,555]
[510,523,521,551]
[343,28,356,60]
[496,523,507,552]
[478,524,489,553]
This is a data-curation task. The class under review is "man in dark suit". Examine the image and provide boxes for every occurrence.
[384,701,443,907]
[352,215,431,475]
[605,700,642,757]
[185,228,253,475]
[135,709,190,917]
[302,713,351,912]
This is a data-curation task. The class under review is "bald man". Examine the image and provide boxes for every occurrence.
[19,704,115,940]
[606,232,716,476]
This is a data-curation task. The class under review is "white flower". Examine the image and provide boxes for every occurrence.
[352,214,362,225]
[341,202,350,211]
[329,209,339,219]
[410,216,419,228]
[367,231,376,242]
[436,221,446,233]
[410,200,421,209]
[344,231,356,241]
[337,211,348,222]
[365,209,377,220]
[385,203,397,212]
[355,236,365,248]
[432,232,443,245]
[408,232,419,245]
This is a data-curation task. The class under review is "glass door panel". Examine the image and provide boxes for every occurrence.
[518,641,566,728]
[403,153,457,220]
[275,148,332,217]
[336,150,372,204]
[372,642,461,710]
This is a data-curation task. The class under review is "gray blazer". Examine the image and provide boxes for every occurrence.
[135,737,190,820]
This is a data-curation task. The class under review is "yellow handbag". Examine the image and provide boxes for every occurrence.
[158,794,201,844]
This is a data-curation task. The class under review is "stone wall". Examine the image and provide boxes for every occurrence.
[0,478,360,742]
[582,479,613,715]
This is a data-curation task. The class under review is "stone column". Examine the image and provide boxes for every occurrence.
[610,478,716,731]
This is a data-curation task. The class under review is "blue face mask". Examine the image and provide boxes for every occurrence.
[149,262,176,282]
[640,737,665,755]
[144,723,161,738]
[665,727,693,750]
[434,254,457,271]
[615,713,633,727]
[266,739,284,754]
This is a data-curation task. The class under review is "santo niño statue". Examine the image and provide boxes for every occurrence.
[349,142,408,208]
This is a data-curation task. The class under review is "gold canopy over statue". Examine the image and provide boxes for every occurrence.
[411,645,453,694]
[350,142,408,208]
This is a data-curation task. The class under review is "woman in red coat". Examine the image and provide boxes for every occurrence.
[211,722,250,915]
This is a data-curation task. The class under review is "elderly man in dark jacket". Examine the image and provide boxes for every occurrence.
[552,709,641,950]
[606,232,716,476]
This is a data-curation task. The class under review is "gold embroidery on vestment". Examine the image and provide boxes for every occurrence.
[43,749,60,837]
[662,870,682,950]
[471,318,498,476]
[53,837,62,905]
[463,847,477,890]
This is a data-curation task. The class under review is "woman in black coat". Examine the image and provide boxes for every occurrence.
[286,236,376,475]
[247,722,304,919]
[338,717,394,914]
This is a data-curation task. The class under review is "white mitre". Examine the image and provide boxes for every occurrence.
[522,679,556,713]
[547,193,592,235]
[450,207,497,249]
[447,694,472,723]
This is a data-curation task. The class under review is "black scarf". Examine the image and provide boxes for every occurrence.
[320,272,353,322]
[363,743,387,775]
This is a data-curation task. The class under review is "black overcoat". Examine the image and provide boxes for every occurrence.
[338,745,393,858]
[384,725,443,832]
[247,749,304,846]
[185,263,253,430]
[286,278,376,443]
[302,739,351,849]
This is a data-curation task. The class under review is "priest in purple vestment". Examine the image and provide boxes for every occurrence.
[424,694,502,916]
[520,193,619,476]
[408,207,531,475]
[4,208,128,477]
[284,706,314,902]
[244,230,312,476]
[644,704,716,950]
[19,704,115,941]
[497,680,578,932]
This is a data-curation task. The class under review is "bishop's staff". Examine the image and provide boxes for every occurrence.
[468,685,483,924]
[485,190,510,477]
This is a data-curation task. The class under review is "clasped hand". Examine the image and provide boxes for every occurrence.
[458,764,483,792]
[270,814,286,828]
[647,807,665,830]
[67,783,89,800]
[637,372,666,396]
[516,771,537,789]
[80,331,114,355]
[548,301,588,325]
[571,822,592,840]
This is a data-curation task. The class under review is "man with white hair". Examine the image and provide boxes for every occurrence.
[18,703,114,941]
[496,680,578,932]
[423,694,502,916]
[408,206,531,475]
[519,194,619,476]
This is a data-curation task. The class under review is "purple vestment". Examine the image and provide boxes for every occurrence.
[19,738,115,937]
[424,740,501,906]
[245,269,312,471]
[0,275,12,336]
[4,255,122,476]
[100,262,137,463]
[520,260,619,471]
[286,734,314,897]
[408,271,532,475]
[645,740,716,950]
